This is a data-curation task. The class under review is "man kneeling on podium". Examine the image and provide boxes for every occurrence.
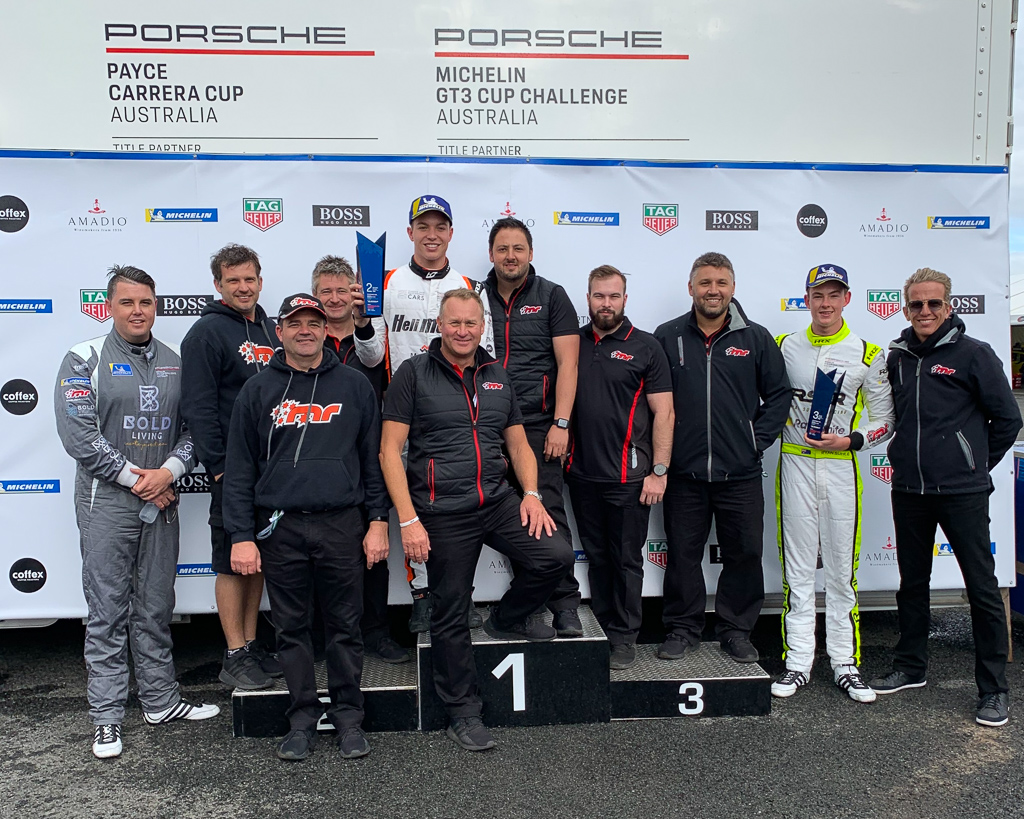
[380,289,575,752]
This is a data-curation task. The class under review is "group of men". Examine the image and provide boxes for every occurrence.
[56,192,1022,763]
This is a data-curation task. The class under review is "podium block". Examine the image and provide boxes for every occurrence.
[610,643,771,720]
[416,606,610,731]
[231,654,418,738]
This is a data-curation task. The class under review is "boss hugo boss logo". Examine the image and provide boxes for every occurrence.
[0,195,29,233]
[706,210,758,231]
[176,472,212,493]
[796,204,827,238]
[312,205,370,227]
[1,379,38,415]
[156,294,214,316]
[10,557,46,593]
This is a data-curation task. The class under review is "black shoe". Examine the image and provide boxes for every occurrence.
[446,716,496,752]
[468,606,483,629]
[976,692,1009,727]
[408,593,432,634]
[337,726,371,758]
[868,670,927,694]
[657,633,699,660]
[246,640,284,678]
[552,609,584,638]
[276,729,316,761]
[609,643,637,670]
[366,635,410,664]
[219,648,273,690]
[484,605,556,642]
[720,636,759,663]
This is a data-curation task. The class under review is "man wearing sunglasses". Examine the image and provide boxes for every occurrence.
[869,268,1021,729]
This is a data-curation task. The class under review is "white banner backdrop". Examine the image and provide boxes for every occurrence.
[0,154,1012,618]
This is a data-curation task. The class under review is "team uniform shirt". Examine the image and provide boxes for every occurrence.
[325,328,386,406]
[568,318,673,484]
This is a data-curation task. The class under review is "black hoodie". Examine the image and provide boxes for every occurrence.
[180,300,278,477]
[886,314,1021,494]
[223,348,390,543]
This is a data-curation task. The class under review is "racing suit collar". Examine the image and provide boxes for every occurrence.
[110,327,154,359]
[805,320,851,347]
[409,256,451,280]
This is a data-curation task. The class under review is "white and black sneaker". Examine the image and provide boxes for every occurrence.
[835,666,877,703]
[143,698,221,725]
[92,724,122,759]
[771,670,809,698]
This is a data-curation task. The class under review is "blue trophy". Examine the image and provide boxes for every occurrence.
[355,231,386,318]
[806,367,846,440]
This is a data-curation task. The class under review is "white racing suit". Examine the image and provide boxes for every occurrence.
[775,322,894,674]
[383,263,495,592]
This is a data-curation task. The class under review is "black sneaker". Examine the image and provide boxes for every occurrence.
[446,716,496,752]
[92,724,122,759]
[483,605,556,642]
[553,609,584,638]
[610,643,637,670]
[366,635,410,664]
[276,729,316,761]
[868,670,927,694]
[219,647,273,690]
[338,726,371,758]
[468,606,483,629]
[408,593,432,634]
[976,692,1009,727]
[720,636,759,663]
[657,633,699,660]
[246,640,284,678]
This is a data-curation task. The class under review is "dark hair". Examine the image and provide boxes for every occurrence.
[588,264,627,293]
[689,251,735,281]
[106,265,156,302]
[488,217,533,251]
[210,244,261,282]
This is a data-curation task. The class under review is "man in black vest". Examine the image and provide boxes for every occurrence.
[380,289,574,752]
[483,217,583,636]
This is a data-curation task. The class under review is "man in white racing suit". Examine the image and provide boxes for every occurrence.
[383,194,494,631]
[773,264,894,702]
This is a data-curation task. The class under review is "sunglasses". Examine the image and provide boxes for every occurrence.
[907,299,947,313]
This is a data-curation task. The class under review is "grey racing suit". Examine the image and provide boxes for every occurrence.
[55,329,195,724]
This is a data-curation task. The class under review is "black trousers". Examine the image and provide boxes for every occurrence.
[259,507,365,732]
[361,558,390,643]
[568,478,651,645]
[422,492,575,719]
[506,422,581,612]
[891,490,1008,695]
[662,477,765,641]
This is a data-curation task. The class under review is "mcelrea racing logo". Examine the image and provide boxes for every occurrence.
[271,400,342,427]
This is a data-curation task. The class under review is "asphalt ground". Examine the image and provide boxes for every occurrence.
[2,607,1024,819]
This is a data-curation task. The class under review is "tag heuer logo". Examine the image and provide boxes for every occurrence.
[867,290,901,319]
[80,289,111,322]
[870,455,893,484]
[647,540,668,569]
[643,204,678,236]
[243,198,283,231]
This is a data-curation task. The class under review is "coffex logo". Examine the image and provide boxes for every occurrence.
[2,379,38,415]
[797,204,827,238]
[10,558,46,593]
[0,195,29,233]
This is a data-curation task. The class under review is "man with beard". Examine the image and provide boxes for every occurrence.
[565,265,674,669]
[483,217,583,636]
[653,252,790,663]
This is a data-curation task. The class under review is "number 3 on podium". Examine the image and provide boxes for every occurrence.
[678,682,705,715]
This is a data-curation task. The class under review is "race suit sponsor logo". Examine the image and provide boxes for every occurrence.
[110,363,133,376]
[239,341,274,365]
[930,365,955,376]
[391,315,439,334]
[646,540,668,569]
[0,300,51,312]
[155,366,180,377]
[554,211,619,226]
[312,205,370,227]
[61,378,90,386]
[64,388,90,400]
[243,198,283,231]
[519,305,542,315]
[870,455,893,483]
[481,382,504,390]
[0,195,29,233]
[781,297,808,311]
[9,558,46,593]
[270,399,343,427]
[725,347,750,357]
[81,290,111,322]
[865,424,890,445]
[949,295,985,314]
[706,210,757,230]
[610,350,634,361]
[0,480,60,493]
[289,297,319,309]
[145,208,218,222]
[643,203,678,236]
[2,379,38,415]
[139,385,160,412]
[927,216,990,230]
[867,290,901,319]
[796,204,827,238]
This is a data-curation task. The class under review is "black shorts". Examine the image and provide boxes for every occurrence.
[209,478,237,576]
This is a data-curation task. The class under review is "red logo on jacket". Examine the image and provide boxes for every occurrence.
[519,305,543,315]
[931,364,955,376]
[239,341,275,365]
[610,350,634,361]
[482,382,504,390]
[270,400,343,427]
[289,297,318,309]
[725,347,750,357]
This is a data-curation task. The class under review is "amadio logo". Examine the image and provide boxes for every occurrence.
[10,558,46,593]
[1,379,38,415]
[0,195,29,233]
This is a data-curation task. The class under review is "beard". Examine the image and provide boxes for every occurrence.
[590,306,624,332]
[693,295,728,320]
[494,261,530,284]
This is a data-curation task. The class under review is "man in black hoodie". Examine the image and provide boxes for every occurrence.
[224,293,391,761]
[869,268,1021,728]
[653,252,790,664]
[181,244,281,691]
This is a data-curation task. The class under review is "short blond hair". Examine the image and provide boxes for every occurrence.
[904,268,952,303]
[588,264,627,293]
[439,287,485,320]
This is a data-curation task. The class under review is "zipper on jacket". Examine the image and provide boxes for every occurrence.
[428,458,435,504]
[748,420,757,454]
[914,356,924,493]
[458,365,490,508]
[501,282,526,368]
[955,430,976,471]
[706,344,714,480]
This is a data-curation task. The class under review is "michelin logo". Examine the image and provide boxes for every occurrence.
[0,480,60,493]
[0,300,52,313]
[554,211,619,226]
[146,209,218,222]
[176,563,215,577]
[781,297,808,311]
[926,216,990,230]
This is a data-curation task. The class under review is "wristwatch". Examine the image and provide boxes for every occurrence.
[554,418,569,430]
[652,463,668,477]
[524,490,543,502]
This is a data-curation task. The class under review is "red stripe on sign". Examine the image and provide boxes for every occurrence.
[435,52,688,60]
[105,48,375,56]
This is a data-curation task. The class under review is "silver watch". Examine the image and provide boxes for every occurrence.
[652,463,668,477]
[523,490,543,502]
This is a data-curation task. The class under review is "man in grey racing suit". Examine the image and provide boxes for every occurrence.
[55,265,219,760]
[773,264,894,702]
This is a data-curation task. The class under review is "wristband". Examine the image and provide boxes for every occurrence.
[399,516,420,528]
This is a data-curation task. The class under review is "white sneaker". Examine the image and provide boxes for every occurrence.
[92,724,122,758]
[835,666,877,703]
[771,669,809,698]
[143,697,221,724]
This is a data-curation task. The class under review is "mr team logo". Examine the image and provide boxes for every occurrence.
[781,298,808,311]
[860,207,908,238]
[796,204,827,238]
[0,481,60,494]
[870,455,893,484]
[643,204,678,236]
[81,290,111,322]
[157,295,214,316]
[271,399,343,427]
[554,211,619,226]
[610,350,634,361]
[243,198,283,231]
[0,195,30,233]
[239,341,275,365]
[312,205,370,227]
[931,365,955,376]
[927,216,990,230]
[520,305,542,315]
[725,347,750,357]
[10,558,46,593]
[647,540,668,569]
[146,208,218,222]
[0,300,52,313]
[2,379,38,415]
[70,199,127,233]
[706,210,757,231]
[950,295,985,314]
[481,382,504,390]
[867,290,901,319]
